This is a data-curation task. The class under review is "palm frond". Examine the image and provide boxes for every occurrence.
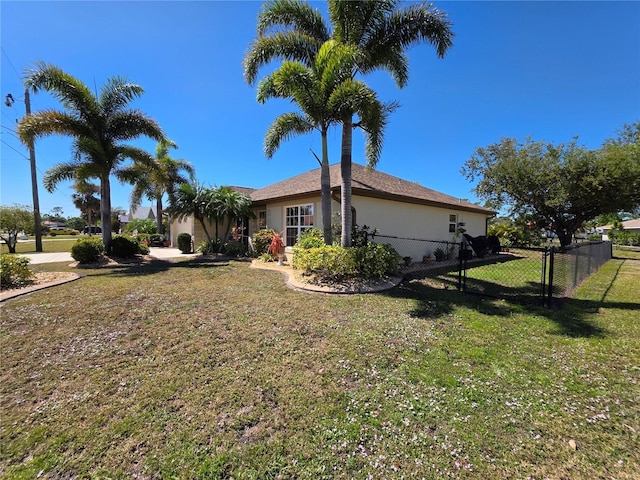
[264,112,314,158]
[257,0,330,41]
[17,110,92,144]
[42,162,80,193]
[107,111,165,142]
[244,32,323,85]
[100,76,145,117]
[24,61,100,118]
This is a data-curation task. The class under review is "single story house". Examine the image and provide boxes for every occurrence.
[171,163,495,260]
[599,218,640,240]
[119,206,158,232]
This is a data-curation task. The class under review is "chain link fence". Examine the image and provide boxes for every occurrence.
[545,241,612,303]
[374,233,612,306]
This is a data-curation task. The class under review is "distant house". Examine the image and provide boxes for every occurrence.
[599,218,640,240]
[119,206,158,232]
[170,163,495,259]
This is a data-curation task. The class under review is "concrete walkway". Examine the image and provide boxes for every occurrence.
[21,247,196,264]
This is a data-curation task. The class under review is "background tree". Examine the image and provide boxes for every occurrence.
[244,0,454,247]
[463,124,640,247]
[0,204,34,253]
[72,179,100,231]
[120,139,195,236]
[17,62,165,251]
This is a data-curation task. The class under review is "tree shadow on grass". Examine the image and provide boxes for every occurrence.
[75,255,232,279]
[383,267,638,338]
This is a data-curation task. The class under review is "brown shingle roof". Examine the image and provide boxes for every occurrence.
[250,163,494,215]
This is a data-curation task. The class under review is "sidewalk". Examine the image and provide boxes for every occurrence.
[21,247,196,264]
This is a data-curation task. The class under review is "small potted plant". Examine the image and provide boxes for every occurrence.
[268,232,286,265]
[403,256,412,267]
[422,252,431,264]
[434,247,446,262]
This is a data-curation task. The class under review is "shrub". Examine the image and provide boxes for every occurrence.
[223,241,246,257]
[297,228,324,249]
[252,229,277,256]
[433,247,446,261]
[292,242,400,280]
[177,233,192,253]
[0,254,33,288]
[71,237,105,264]
[110,235,141,258]
[354,243,401,278]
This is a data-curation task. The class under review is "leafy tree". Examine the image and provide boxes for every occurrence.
[120,139,195,235]
[72,179,100,230]
[463,123,640,247]
[244,0,453,246]
[66,217,85,231]
[17,62,165,251]
[0,204,34,253]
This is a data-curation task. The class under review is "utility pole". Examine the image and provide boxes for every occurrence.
[23,88,43,252]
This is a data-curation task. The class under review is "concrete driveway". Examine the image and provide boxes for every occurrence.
[21,247,196,264]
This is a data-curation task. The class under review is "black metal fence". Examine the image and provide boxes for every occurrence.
[374,234,612,306]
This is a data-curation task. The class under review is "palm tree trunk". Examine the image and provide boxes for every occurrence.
[321,130,332,245]
[340,117,353,247]
[100,174,113,251]
[156,196,163,235]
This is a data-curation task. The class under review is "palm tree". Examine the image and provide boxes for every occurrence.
[256,40,362,244]
[120,139,195,235]
[210,186,254,250]
[71,179,100,233]
[165,181,216,244]
[17,62,165,249]
[244,0,454,246]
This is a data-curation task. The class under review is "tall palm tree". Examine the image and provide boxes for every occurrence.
[256,40,362,244]
[120,139,195,235]
[17,62,165,249]
[244,0,454,246]
[71,179,100,233]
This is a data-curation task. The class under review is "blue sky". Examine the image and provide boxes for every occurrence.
[1,1,639,219]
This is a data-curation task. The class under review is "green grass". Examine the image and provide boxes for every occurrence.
[1,256,638,479]
[1,238,78,254]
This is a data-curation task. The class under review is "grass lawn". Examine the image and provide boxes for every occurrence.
[1,256,638,479]
[1,238,79,254]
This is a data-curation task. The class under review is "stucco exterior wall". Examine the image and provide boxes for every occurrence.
[352,196,488,241]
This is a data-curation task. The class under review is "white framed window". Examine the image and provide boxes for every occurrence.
[448,214,458,233]
[285,204,314,246]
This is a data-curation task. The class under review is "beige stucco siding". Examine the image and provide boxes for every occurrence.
[352,196,488,241]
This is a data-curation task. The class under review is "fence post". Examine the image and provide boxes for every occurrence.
[541,248,548,302]
[547,246,555,306]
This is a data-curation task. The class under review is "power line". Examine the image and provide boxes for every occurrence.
[0,139,29,160]
[0,46,21,81]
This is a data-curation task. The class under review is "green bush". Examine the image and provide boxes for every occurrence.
[124,218,157,235]
[297,228,324,249]
[292,242,400,280]
[177,233,192,253]
[71,237,105,264]
[110,235,141,258]
[0,254,33,288]
[252,229,277,256]
[223,241,246,257]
